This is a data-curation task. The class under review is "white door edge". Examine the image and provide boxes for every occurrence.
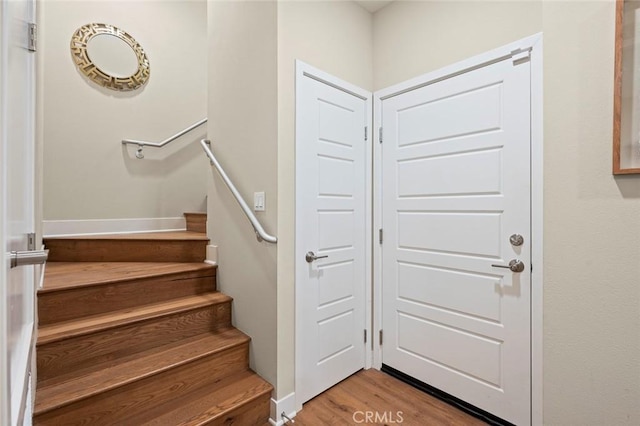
[0,2,7,419]
[372,32,543,426]
[16,326,37,424]
[294,60,373,412]
[2,0,38,423]
[529,33,544,426]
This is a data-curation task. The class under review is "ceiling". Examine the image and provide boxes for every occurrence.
[354,1,395,13]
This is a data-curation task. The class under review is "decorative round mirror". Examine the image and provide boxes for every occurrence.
[70,23,150,91]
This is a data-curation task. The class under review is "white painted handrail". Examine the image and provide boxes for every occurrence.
[200,139,277,244]
[122,118,207,159]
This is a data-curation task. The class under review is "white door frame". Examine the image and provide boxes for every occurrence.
[294,60,373,411]
[1,0,39,424]
[372,33,543,425]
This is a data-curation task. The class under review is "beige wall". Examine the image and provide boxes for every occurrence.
[374,0,640,424]
[206,0,373,401]
[207,0,279,388]
[41,0,208,221]
[277,0,373,399]
[373,0,543,90]
[542,1,640,424]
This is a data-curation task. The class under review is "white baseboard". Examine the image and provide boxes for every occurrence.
[205,244,218,266]
[269,392,297,426]
[43,217,186,237]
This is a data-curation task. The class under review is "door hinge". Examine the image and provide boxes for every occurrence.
[511,48,530,65]
[28,23,37,52]
[364,329,367,343]
[27,233,36,251]
[364,126,368,141]
[379,127,383,143]
[379,330,383,345]
[379,228,383,244]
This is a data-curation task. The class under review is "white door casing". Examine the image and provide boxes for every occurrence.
[295,62,372,407]
[0,0,38,425]
[378,47,533,425]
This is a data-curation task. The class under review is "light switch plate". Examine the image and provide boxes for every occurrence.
[254,192,265,212]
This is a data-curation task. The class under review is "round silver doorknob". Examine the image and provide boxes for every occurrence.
[491,259,525,273]
[305,251,328,263]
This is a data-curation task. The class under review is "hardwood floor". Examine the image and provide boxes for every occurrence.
[294,369,486,426]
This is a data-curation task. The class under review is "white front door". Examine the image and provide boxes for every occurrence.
[295,63,371,405]
[0,0,38,424]
[380,54,531,424]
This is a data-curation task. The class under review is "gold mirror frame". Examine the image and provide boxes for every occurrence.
[70,23,150,91]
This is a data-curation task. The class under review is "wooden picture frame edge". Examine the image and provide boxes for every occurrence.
[613,0,640,174]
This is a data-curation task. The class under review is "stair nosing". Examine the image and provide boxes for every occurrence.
[195,380,272,426]
[43,231,209,242]
[193,390,272,425]
[180,372,273,426]
[39,262,217,294]
[37,293,232,346]
[34,329,250,416]
[130,371,273,426]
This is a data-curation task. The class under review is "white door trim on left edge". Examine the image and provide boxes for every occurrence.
[372,33,543,426]
[1,0,39,424]
[294,60,373,413]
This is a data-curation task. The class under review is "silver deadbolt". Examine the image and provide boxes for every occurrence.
[509,234,524,246]
[491,259,525,273]
[305,251,328,263]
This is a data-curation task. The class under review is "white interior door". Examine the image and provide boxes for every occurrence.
[1,0,38,424]
[296,63,370,405]
[380,54,531,425]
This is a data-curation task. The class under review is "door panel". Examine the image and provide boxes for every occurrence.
[398,212,502,256]
[397,149,502,196]
[397,262,501,322]
[296,71,368,405]
[1,0,37,425]
[381,57,531,425]
[397,312,502,386]
[396,82,502,146]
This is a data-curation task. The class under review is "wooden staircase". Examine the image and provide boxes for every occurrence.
[34,213,273,425]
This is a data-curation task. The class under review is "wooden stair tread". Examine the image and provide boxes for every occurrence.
[40,262,216,292]
[35,221,271,425]
[38,293,231,345]
[34,328,249,415]
[133,370,273,426]
[44,230,208,241]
